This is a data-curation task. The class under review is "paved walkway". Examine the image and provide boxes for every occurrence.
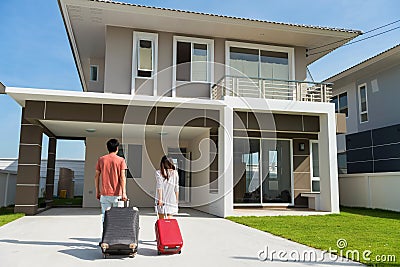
[0,208,363,266]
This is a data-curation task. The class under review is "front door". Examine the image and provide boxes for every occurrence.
[168,148,191,204]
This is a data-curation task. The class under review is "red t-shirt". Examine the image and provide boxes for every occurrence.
[96,153,127,196]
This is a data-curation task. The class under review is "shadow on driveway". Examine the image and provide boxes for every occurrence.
[0,237,158,260]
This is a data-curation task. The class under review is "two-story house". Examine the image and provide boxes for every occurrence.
[326,44,400,212]
[5,0,361,216]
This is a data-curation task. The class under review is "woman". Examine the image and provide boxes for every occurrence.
[155,155,179,219]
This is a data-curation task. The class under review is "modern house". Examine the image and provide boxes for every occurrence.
[326,44,400,212]
[3,0,361,216]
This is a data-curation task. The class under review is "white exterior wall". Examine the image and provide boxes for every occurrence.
[339,173,400,212]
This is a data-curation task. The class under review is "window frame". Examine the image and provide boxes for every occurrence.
[331,92,348,117]
[309,140,320,193]
[89,65,99,82]
[172,35,214,97]
[358,83,369,123]
[132,31,158,95]
[225,41,295,81]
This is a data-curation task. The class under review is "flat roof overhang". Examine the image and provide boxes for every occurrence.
[5,87,222,139]
[58,0,361,91]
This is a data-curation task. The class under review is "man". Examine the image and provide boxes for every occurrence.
[95,138,127,220]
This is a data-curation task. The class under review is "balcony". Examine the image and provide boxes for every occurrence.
[211,76,332,102]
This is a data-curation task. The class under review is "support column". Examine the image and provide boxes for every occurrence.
[319,110,340,213]
[45,137,57,201]
[222,106,234,217]
[14,109,43,215]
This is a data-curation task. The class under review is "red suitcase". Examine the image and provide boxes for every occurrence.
[155,207,183,255]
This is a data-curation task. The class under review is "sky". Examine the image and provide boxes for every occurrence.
[0,0,399,160]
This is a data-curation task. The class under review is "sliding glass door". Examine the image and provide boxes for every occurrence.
[233,138,261,203]
[261,140,292,203]
[233,138,292,205]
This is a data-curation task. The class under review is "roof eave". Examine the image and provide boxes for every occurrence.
[325,44,400,83]
[58,0,87,92]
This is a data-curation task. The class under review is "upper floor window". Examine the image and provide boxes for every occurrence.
[90,65,98,82]
[133,32,158,79]
[358,83,368,123]
[226,41,294,81]
[173,36,214,83]
[331,92,348,117]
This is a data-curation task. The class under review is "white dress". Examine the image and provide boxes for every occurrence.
[155,169,179,215]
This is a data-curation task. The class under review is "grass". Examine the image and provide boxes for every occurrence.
[38,196,83,207]
[52,196,83,206]
[0,206,24,227]
[227,207,400,266]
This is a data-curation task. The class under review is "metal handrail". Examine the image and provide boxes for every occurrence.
[211,75,332,102]
[213,75,333,88]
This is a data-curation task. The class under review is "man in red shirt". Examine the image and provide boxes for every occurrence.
[95,138,127,221]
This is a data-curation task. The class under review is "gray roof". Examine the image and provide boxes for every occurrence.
[325,44,400,82]
[91,0,361,34]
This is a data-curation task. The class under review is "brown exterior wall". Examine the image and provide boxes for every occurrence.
[14,109,44,215]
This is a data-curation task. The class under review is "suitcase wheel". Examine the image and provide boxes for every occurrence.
[178,250,182,254]
[157,251,162,255]
[129,252,137,258]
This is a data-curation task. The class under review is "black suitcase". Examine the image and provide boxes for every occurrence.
[100,206,139,258]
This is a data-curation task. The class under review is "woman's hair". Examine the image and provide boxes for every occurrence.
[160,155,175,180]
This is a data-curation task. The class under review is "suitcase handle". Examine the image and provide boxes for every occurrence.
[155,204,166,219]
[117,198,130,208]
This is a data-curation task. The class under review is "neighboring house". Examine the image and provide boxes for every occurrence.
[0,159,85,207]
[3,0,361,216]
[325,44,400,212]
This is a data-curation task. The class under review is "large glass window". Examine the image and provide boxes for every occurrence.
[233,138,292,204]
[175,37,212,83]
[229,46,289,81]
[358,84,368,123]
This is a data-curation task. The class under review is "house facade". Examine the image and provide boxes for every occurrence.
[5,0,360,216]
[326,44,400,212]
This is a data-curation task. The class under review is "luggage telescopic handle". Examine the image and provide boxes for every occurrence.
[156,204,166,219]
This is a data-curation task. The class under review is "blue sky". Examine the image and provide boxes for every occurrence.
[0,0,399,160]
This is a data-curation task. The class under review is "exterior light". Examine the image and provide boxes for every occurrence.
[86,129,96,133]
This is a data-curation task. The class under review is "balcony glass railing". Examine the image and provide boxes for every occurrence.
[211,75,332,102]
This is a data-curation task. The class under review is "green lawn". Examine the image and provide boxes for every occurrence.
[228,207,399,266]
[52,196,83,206]
[0,206,24,227]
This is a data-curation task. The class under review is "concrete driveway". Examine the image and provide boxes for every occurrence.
[0,208,362,266]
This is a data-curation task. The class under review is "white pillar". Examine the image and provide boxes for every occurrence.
[222,105,234,217]
[319,110,340,213]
